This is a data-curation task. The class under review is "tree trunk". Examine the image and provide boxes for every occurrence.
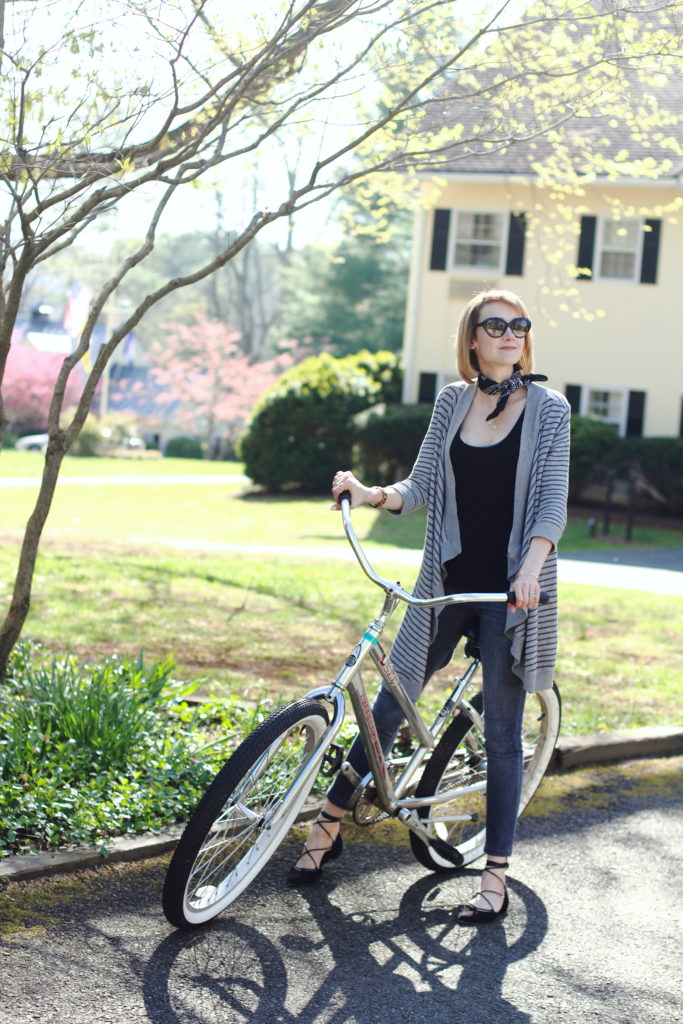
[0,435,66,679]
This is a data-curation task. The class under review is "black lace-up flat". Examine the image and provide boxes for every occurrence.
[287,809,344,886]
[457,859,509,925]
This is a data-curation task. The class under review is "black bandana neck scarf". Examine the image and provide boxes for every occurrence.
[477,369,548,420]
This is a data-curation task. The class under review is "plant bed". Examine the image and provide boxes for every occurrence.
[0,645,281,858]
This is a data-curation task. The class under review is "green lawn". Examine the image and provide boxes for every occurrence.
[0,450,245,477]
[2,450,681,552]
[2,451,682,737]
[1,542,681,737]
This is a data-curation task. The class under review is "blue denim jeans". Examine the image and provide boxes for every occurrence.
[326,602,526,858]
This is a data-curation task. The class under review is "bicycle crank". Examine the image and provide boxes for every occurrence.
[397,808,464,868]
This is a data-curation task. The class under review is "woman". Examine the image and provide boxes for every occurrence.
[288,289,570,925]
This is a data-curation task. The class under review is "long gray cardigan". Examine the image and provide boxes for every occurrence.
[388,381,570,695]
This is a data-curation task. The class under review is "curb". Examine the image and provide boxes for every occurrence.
[551,725,683,770]
[2,728,682,886]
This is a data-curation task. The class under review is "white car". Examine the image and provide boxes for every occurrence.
[14,433,49,452]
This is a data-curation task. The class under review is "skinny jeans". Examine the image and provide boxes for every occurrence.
[326,602,526,858]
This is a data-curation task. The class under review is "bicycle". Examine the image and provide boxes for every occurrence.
[162,494,561,929]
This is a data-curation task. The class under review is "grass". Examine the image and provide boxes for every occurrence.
[1,450,682,738]
[2,451,680,857]
[0,450,245,477]
[2,450,681,552]
[1,541,681,737]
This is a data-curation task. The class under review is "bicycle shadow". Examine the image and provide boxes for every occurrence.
[142,861,548,1024]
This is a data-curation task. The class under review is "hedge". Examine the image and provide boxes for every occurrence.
[569,415,683,515]
[239,351,401,491]
[354,403,433,482]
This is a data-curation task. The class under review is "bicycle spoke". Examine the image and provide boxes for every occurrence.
[180,717,321,914]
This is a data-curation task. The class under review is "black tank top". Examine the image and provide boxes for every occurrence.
[444,411,524,594]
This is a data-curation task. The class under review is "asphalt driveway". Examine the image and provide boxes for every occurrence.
[1,757,681,1024]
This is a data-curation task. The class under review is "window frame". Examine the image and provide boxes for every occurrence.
[447,208,510,276]
[437,371,460,393]
[580,385,629,436]
[595,216,645,284]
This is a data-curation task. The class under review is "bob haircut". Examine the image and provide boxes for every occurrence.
[455,289,535,381]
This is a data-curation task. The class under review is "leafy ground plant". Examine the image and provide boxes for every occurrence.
[0,644,280,857]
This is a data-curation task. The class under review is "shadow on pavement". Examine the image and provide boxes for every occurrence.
[142,868,547,1024]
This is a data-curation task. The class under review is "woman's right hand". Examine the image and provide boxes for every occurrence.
[331,470,376,510]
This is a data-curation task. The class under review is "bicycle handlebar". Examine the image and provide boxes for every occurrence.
[339,491,549,609]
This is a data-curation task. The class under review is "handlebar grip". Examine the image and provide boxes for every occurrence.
[506,590,550,605]
[339,489,352,505]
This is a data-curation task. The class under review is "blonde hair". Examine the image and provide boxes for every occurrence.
[455,289,535,381]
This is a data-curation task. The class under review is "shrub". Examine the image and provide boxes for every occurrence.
[354,403,433,481]
[2,431,18,449]
[349,350,403,405]
[568,415,620,502]
[621,436,683,516]
[71,424,103,457]
[239,351,401,491]
[568,417,683,514]
[165,436,204,459]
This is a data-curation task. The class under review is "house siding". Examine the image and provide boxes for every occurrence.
[402,180,682,438]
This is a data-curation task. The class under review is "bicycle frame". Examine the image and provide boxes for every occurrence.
[299,496,509,849]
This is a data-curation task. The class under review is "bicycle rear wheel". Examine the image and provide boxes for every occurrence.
[163,698,330,929]
[409,684,561,872]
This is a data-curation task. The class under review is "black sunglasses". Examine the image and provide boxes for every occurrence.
[474,316,531,338]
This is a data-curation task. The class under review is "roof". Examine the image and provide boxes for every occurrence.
[407,6,683,181]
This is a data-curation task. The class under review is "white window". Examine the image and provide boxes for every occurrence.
[437,371,459,392]
[597,218,642,281]
[581,387,627,435]
[452,211,506,272]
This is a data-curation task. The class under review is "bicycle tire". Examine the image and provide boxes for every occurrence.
[162,698,330,929]
[409,684,561,872]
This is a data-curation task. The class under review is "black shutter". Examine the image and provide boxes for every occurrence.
[505,212,526,276]
[576,216,597,279]
[626,391,646,437]
[429,209,451,271]
[640,219,661,284]
[418,372,437,403]
[565,384,582,415]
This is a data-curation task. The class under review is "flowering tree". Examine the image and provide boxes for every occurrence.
[146,319,291,454]
[3,346,83,435]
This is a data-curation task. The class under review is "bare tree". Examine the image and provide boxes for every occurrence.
[0,0,681,675]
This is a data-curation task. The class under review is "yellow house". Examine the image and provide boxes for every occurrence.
[401,173,682,437]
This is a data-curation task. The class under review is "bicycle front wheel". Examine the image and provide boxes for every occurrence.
[163,698,330,929]
[409,684,561,872]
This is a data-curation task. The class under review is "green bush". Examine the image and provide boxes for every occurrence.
[240,350,402,491]
[350,350,403,405]
[568,415,620,502]
[0,644,270,856]
[165,436,204,459]
[71,424,103,457]
[568,416,683,514]
[621,436,683,516]
[354,403,433,482]
[2,431,18,449]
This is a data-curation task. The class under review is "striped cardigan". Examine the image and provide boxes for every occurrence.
[389,381,570,694]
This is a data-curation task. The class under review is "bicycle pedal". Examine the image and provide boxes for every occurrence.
[320,743,345,777]
[428,836,464,867]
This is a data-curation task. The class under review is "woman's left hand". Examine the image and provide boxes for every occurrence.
[509,573,541,610]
